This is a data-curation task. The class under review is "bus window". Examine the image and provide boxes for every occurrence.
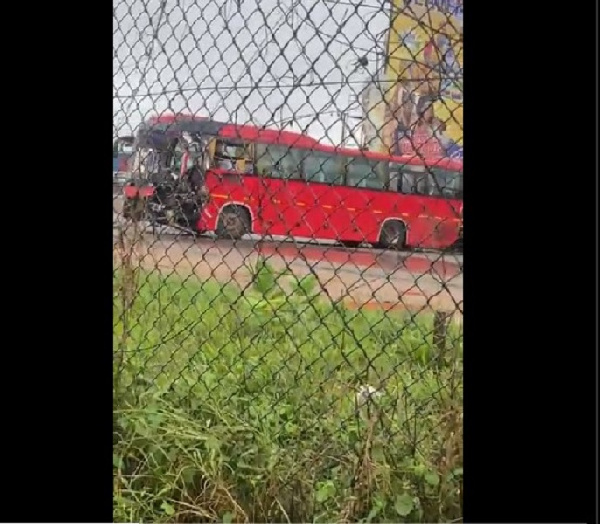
[396,165,435,195]
[389,164,400,191]
[345,157,387,189]
[113,137,134,157]
[170,140,193,174]
[303,152,344,184]
[431,168,463,199]
[214,139,252,172]
[256,144,303,179]
[130,149,152,177]
[113,137,134,175]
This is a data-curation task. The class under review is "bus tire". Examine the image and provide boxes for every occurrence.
[123,198,145,222]
[122,198,134,220]
[216,205,251,240]
[379,220,406,250]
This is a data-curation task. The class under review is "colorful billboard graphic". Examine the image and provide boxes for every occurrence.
[360,80,385,151]
[363,0,463,158]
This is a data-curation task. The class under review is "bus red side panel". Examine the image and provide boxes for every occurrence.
[425,198,462,248]
[371,193,461,249]
[196,171,461,249]
[196,172,263,233]
[290,184,358,242]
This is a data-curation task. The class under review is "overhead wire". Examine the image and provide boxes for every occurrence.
[113,74,463,99]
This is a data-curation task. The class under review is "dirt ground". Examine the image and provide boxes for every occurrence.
[113,221,463,319]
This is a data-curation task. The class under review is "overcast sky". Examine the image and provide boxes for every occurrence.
[113,0,391,144]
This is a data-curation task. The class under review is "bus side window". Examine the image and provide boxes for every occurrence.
[214,139,252,172]
[398,166,432,195]
[207,138,217,163]
[245,143,254,174]
[388,169,399,192]
[415,174,432,195]
[399,171,416,194]
[346,158,386,189]
[431,167,463,199]
[256,144,273,176]
[278,146,303,180]
[214,140,234,170]
[256,144,303,180]
[303,152,343,184]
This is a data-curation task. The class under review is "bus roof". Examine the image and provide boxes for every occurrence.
[145,113,208,125]
[138,118,463,171]
[326,146,462,171]
[140,119,227,135]
[218,124,320,148]
[391,155,463,171]
[141,118,319,148]
[217,124,462,170]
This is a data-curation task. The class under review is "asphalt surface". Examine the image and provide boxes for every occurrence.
[113,193,463,312]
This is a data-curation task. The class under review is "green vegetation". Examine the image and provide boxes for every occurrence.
[113,259,463,523]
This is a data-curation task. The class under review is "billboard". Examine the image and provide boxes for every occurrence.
[363,0,463,158]
[360,80,385,151]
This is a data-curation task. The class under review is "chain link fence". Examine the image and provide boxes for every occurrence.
[113,0,463,521]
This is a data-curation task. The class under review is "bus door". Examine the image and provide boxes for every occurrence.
[427,167,463,246]
[394,165,440,248]
[209,138,251,204]
[396,165,462,248]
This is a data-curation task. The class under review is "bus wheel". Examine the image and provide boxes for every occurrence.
[122,199,135,220]
[216,206,251,240]
[379,220,406,250]
[122,200,131,220]
[123,198,145,222]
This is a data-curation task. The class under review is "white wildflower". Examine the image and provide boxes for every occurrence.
[355,384,382,408]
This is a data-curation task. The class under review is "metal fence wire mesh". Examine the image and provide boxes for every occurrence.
[113,0,463,521]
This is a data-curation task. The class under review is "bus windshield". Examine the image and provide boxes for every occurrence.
[132,149,168,178]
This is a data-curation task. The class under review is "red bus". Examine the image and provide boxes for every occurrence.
[124,118,463,250]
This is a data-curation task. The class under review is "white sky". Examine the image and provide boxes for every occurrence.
[113,0,391,145]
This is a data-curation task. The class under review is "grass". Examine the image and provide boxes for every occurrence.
[113,259,463,523]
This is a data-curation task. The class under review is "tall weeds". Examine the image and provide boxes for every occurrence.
[113,257,463,522]
[113,217,142,391]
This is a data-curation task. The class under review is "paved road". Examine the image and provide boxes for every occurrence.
[113,191,462,312]
[114,223,462,313]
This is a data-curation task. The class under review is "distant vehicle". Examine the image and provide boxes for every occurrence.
[122,114,462,250]
[113,136,134,174]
